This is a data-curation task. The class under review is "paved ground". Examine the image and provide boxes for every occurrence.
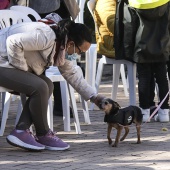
[0,80,170,170]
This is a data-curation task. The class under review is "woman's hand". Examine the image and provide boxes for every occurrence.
[90,94,106,109]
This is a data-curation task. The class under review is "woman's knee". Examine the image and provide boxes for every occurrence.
[33,80,53,98]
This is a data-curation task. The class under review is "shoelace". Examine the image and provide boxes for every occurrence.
[47,130,59,141]
[26,129,38,140]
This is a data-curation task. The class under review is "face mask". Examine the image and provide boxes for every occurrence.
[65,44,80,61]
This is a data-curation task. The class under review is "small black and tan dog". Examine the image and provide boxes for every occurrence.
[99,98,143,147]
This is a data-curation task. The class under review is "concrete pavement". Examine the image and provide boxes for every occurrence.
[0,81,170,170]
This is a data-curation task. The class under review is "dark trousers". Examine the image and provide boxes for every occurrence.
[167,59,170,80]
[0,67,53,136]
[137,63,169,109]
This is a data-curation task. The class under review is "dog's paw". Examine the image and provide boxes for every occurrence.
[108,139,112,145]
[120,137,125,141]
[136,141,141,144]
[112,143,118,147]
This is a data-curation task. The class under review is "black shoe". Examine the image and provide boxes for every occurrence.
[53,107,73,118]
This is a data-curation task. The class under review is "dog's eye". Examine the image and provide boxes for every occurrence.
[105,101,108,105]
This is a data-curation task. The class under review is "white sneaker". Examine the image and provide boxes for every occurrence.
[157,109,170,122]
[140,108,150,122]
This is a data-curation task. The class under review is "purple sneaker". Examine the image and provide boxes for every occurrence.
[6,129,45,151]
[37,130,70,150]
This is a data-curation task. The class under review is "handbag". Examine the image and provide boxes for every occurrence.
[114,0,139,61]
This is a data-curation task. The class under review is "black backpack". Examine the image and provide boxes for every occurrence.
[114,0,170,63]
[114,0,139,62]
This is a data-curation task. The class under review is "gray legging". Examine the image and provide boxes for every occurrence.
[0,67,54,136]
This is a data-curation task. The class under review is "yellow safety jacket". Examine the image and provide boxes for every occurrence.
[129,0,169,9]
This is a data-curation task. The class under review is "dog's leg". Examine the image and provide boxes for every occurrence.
[120,126,129,141]
[112,125,123,147]
[136,124,141,144]
[107,124,113,145]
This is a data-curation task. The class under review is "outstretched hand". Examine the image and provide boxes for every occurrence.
[90,94,106,109]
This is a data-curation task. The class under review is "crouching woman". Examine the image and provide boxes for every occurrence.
[0,19,105,151]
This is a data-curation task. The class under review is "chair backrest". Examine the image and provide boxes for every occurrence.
[75,0,86,23]
[87,0,96,18]
[10,5,41,21]
[0,10,32,29]
[87,0,98,31]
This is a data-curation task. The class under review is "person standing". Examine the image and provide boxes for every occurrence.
[128,0,170,122]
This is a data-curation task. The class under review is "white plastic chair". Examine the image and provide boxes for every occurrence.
[0,10,32,29]
[0,10,32,136]
[46,66,91,134]
[87,0,136,110]
[10,5,41,21]
[75,0,86,24]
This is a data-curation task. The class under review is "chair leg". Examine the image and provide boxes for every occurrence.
[90,57,105,110]
[60,81,71,132]
[47,95,53,131]
[68,83,81,134]
[0,92,11,136]
[85,44,97,88]
[120,64,129,97]
[81,96,91,124]
[112,64,121,100]
[127,63,136,105]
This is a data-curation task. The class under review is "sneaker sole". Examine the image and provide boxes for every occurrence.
[6,135,45,151]
[45,145,70,151]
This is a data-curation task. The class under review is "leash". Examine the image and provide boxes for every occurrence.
[117,89,170,127]
[144,89,170,123]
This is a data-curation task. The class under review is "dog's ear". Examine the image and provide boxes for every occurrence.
[115,102,121,109]
[113,101,121,109]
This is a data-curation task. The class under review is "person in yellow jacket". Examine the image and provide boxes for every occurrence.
[129,0,169,9]
[93,0,116,58]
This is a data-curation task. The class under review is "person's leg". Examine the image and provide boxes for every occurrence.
[149,73,158,117]
[149,73,156,107]
[167,59,170,80]
[0,67,53,150]
[0,68,53,134]
[137,63,152,122]
[153,62,169,122]
[16,74,54,135]
[153,63,169,109]
[0,67,69,150]
[137,63,152,108]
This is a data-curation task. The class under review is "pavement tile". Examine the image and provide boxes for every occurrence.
[0,81,170,170]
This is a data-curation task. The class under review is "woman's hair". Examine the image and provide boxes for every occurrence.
[51,19,92,47]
